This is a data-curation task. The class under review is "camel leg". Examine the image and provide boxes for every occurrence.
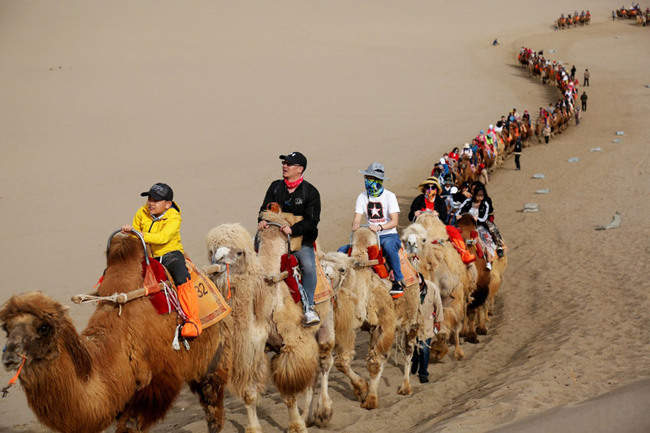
[476,304,488,335]
[282,393,308,433]
[189,370,228,433]
[362,347,385,409]
[465,307,479,344]
[334,332,369,403]
[453,326,465,360]
[243,387,263,433]
[307,321,335,427]
[397,330,417,396]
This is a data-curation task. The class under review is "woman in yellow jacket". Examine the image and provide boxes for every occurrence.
[121,183,201,338]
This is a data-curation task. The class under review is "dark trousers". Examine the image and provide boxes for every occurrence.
[514,154,521,170]
[411,338,431,378]
[157,250,191,286]
[582,101,587,111]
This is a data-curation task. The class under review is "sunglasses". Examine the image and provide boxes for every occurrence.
[282,161,298,167]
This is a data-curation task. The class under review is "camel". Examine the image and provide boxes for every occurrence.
[341,227,422,396]
[206,215,335,432]
[319,250,397,408]
[0,233,232,433]
[456,214,507,337]
[457,154,475,185]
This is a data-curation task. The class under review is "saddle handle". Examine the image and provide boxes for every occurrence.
[106,229,149,266]
[263,221,292,255]
[348,224,380,251]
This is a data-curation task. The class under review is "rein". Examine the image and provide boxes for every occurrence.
[1,354,25,398]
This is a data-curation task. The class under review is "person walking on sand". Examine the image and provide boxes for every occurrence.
[513,136,522,171]
[581,91,588,111]
[583,68,590,86]
[570,65,576,79]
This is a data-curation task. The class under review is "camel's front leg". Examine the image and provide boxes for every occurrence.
[334,335,369,403]
[283,393,308,433]
[241,387,263,433]
[308,320,335,426]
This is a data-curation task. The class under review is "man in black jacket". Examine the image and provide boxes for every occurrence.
[258,151,321,326]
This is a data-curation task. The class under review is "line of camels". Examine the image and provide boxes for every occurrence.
[555,11,591,29]
[0,47,582,433]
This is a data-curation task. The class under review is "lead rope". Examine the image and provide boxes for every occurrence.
[2,354,25,397]
[226,263,232,300]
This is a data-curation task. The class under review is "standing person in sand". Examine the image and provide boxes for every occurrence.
[258,151,321,326]
[121,183,202,338]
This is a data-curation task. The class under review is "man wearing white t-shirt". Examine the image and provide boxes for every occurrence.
[338,162,405,295]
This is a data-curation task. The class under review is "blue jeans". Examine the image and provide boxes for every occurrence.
[337,232,404,281]
[293,244,317,307]
[411,338,431,378]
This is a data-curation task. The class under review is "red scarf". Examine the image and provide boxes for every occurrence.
[284,176,304,189]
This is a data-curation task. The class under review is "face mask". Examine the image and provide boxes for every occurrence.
[365,178,384,197]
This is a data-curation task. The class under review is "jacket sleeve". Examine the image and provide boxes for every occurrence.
[477,201,490,224]
[435,197,448,223]
[408,195,424,222]
[456,198,471,218]
[142,213,182,246]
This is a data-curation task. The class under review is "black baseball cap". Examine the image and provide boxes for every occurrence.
[279,152,307,169]
[141,183,173,201]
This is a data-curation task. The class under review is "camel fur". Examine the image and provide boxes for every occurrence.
[206,216,335,432]
[319,251,396,409]
[456,214,508,337]
[345,227,422,397]
[0,234,232,433]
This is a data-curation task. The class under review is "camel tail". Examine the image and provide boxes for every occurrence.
[373,326,395,355]
[468,286,489,309]
[271,342,318,395]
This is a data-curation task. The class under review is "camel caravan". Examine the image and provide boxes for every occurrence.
[0,46,583,433]
[555,10,591,29]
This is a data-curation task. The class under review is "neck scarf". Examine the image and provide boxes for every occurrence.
[365,178,384,197]
[284,176,304,189]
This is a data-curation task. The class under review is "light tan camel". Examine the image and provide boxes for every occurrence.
[456,214,507,336]
[345,227,422,396]
[401,220,469,361]
[319,251,396,409]
[0,233,232,433]
[206,217,335,433]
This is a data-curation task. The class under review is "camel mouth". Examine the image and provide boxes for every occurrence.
[2,352,24,371]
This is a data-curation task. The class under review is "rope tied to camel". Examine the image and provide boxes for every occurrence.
[1,354,25,398]
[73,293,125,315]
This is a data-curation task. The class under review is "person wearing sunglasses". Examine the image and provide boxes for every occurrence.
[408,177,448,223]
[258,151,321,326]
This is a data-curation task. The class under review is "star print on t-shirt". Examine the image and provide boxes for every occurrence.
[367,202,384,220]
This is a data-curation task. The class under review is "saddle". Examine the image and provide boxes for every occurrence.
[142,257,231,330]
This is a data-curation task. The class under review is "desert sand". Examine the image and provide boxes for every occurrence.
[1,1,649,432]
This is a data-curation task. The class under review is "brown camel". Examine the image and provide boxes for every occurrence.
[206,216,335,432]
[456,214,508,336]
[0,233,232,433]
[319,250,397,409]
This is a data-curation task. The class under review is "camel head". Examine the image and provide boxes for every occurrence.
[206,223,258,276]
[456,214,477,239]
[106,232,145,268]
[401,223,428,255]
[320,252,353,292]
[0,291,70,371]
[415,212,447,239]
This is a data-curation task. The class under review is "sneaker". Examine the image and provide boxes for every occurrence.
[486,262,492,271]
[303,308,320,327]
[497,248,505,258]
[389,281,404,295]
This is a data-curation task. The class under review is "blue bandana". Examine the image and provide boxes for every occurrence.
[365,178,384,197]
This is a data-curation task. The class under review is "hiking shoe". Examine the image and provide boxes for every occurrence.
[303,308,320,327]
[486,262,492,271]
[389,281,404,295]
[497,248,505,258]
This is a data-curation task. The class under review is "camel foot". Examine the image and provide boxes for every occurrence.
[287,421,308,433]
[313,406,333,427]
[477,326,487,335]
[454,349,465,360]
[245,426,263,433]
[465,334,479,344]
[397,383,412,396]
[361,394,379,410]
[352,380,369,403]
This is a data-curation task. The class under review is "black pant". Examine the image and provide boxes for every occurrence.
[582,102,587,111]
[157,250,191,286]
[583,79,589,86]
[514,154,521,170]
